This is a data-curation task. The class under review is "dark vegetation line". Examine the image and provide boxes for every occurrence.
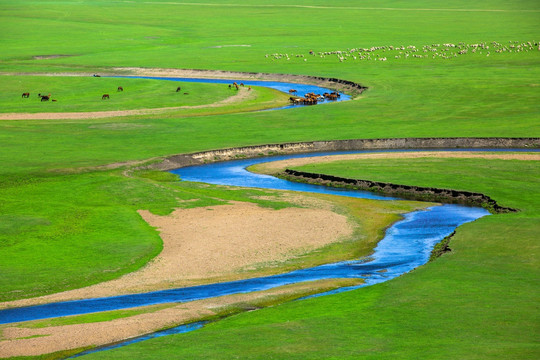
[279,169,516,214]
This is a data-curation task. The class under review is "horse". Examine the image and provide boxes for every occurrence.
[40,95,50,102]
[240,83,244,87]
[288,89,297,94]
[325,93,338,100]
[22,92,30,98]
[176,86,181,92]
[102,94,110,100]
[117,86,123,92]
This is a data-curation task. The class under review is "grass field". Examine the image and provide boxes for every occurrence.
[1,76,234,112]
[0,0,539,358]
[81,157,539,359]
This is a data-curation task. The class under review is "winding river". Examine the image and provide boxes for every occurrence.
[0,76,510,357]
[0,150,490,325]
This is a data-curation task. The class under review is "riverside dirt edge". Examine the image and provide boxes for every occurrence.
[146,137,539,212]
[279,169,515,213]
[149,137,539,171]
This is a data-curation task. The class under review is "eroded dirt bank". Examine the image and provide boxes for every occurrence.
[249,151,540,213]
[151,137,539,170]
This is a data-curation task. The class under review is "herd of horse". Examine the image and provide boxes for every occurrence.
[288,89,340,105]
[21,86,125,102]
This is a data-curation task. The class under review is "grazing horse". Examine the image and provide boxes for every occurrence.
[102,94,110,100]
[176,86,181,92]
[288,89,297,94]
[22,92,30,98]
[117,86,123,92]
[240,83,244,87]
[40,95,50,102]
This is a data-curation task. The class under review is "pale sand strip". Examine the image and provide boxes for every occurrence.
[252,151,540,174]
[0,200,353,309]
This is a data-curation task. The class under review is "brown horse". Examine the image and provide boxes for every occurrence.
[102,94,110,100]
[22,92,30,98]
[117,86,123,92]
[40,94,50,102]
[288,89,297,94]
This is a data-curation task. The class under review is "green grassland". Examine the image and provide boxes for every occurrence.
[82,157,539,359]
[0,0,539,358]
[1,76,233,113]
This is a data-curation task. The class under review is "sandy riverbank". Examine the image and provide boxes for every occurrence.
[0,197,353,310]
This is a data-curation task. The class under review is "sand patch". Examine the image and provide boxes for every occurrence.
[0,200,353,309]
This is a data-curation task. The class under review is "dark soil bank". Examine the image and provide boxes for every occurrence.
[279,169,516,214]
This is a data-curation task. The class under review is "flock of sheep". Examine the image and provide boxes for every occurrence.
[266,40,539,63]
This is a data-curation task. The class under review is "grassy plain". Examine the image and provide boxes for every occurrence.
[0,0,539,358]
[83,157,539,359]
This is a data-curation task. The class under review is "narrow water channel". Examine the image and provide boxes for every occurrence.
[0,76,505,357]
[0,149,491,325]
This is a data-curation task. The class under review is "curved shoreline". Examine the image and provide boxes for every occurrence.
[280,169,516,213]
[149,137,540,171]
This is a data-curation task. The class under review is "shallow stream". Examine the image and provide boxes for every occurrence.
[0,76,505,357]
[0,150,490,325]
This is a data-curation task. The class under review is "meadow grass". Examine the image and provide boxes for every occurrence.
[1,76,233,113]
[0,0,538,358]
[0,168,310,301]
[0,163,426,301]
[81,157,539,359]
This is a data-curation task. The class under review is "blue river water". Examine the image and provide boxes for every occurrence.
[0,75,509,356]
[0,150,491,325]
[111,75,351,110]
